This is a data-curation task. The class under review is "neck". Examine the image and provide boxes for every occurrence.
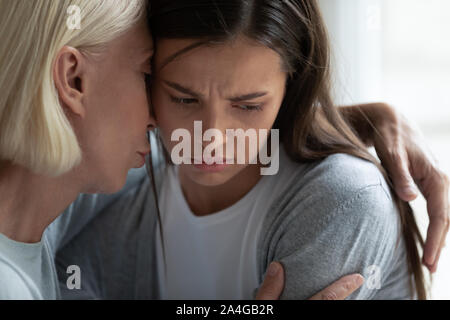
[0,163,82,243]
[178,164,263,217]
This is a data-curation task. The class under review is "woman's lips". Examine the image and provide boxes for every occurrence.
[191,158,234,164]
[138,152,149,157]
[136,151,150,167]
[193,162,229,172]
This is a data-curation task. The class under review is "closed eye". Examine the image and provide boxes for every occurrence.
[170,95,198,105]
[233,104,263,112]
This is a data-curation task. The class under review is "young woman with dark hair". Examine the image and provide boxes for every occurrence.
[146,0,426,299]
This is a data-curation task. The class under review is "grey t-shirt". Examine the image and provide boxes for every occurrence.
[256,153,412,299]
[55,149,414,300]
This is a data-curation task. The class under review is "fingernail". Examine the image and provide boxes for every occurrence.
[425,251,436,266]
[267,262,280,277]
[353,274,364,287]
[403,185,418,196]
[426,256,435,267]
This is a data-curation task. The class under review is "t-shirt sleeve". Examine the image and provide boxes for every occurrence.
[0,263,36,300]
[270,181,409,300]
[44,168,147,256]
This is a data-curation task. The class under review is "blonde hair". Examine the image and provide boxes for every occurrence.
[0,0,146,176]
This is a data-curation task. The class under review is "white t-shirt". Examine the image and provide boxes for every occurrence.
[0,168,146,300]
[156,146,299,299]
[0,232,59,300]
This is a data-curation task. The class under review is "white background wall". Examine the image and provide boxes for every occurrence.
[318,0,450,299]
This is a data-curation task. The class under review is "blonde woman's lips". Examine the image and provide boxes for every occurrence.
[136,150,150,168]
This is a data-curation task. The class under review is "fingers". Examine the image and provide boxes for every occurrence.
[255,262,285,300]
[256,264,365,300]
[388,151,419,202]
[423,213,447,272]
[309,274,365,300]
[421,170,449,270]
[375,135,419,202]
[371,106,449,273]
[369,106,419,201]
[379,134,449,272]
[425,235,445,273]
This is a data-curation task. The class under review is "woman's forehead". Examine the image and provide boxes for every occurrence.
[154,37,284,73]
[109,22,154,62]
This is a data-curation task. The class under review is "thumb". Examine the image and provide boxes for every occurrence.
[309,274,364,300]
[255,262,285,300]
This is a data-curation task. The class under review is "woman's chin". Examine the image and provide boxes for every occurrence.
[182,164,245,188]
[190,174,229,187]
[182,168,230,188]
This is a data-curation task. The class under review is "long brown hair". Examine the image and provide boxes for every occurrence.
[148,0,428,299]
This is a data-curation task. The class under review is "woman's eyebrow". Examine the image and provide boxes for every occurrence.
[163,80,268,101]
[163,80,201,97]
[228,92,267,102]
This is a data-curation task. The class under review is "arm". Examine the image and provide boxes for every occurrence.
[271,184,409,300]
[340,103,449,272]
[255,152,414,300]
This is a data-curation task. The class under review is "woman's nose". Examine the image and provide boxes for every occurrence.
[202,104,222,132]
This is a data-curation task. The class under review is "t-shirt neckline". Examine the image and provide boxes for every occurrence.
[168,165,268,226]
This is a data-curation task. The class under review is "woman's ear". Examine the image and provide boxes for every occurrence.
[53,46,86,118]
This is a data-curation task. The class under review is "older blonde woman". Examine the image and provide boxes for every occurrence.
[0,0,155,299]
